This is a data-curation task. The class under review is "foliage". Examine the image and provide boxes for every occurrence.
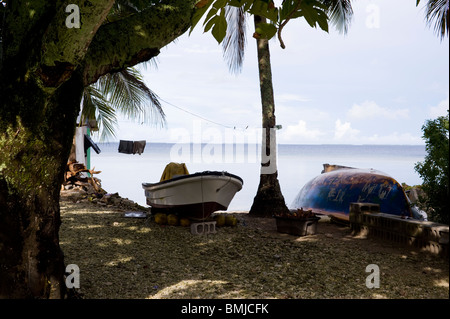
[80,67,165,141]
[205,1,352,74]
[191,0,334,46]
[80,1,167,141]
[414,110,449,224]
[416,0,450,40]
[192,0,448,47]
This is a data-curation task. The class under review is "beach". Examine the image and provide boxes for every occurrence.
[59,188,449,299]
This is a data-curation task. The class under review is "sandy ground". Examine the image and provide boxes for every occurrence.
[59,189,449,299]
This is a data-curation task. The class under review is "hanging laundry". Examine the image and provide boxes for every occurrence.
[132,140,146,155]
[118,140,147,155]
[118,140,134,154]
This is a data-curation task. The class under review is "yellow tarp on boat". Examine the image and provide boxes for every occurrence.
[160,162,189,182]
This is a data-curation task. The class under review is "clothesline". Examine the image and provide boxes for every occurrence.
[158,97,250,132]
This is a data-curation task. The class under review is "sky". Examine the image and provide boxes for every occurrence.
[108,0,449,145]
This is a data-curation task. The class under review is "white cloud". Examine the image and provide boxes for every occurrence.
[334,119,360,141]
[280,120,325,143]
[429,97,449,118]
[347,101,409,120]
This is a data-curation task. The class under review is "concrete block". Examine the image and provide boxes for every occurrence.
[190,221,217,235]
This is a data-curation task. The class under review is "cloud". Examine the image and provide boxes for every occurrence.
[347,101,409,120]
[280,120,325,143]
[334,119,360,141]
[429,97,449,118]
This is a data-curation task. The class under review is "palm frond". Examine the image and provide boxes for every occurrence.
[81,86,118,141]
[222,6,247,74]
[424,0,449,40]
[321,0,354,35]
[81,64,165,141]
[97,67,166,127]
[138,57,159,71]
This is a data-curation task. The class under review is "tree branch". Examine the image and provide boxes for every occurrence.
[278,0,302,49]
[38,1,115,87]
[82,0,197,86]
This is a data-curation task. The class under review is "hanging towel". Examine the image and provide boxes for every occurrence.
[132,140,146,155]
[118,140,133,154]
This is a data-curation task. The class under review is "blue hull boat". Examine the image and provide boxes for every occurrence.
[290,165,425,221]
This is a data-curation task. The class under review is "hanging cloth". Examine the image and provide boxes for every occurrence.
[118,140,133,154]
[132,140,146,155]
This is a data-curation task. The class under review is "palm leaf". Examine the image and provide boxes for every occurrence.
[81,86,118,141]
[424,0,449,40]
[321,0,353,34]
[97,67,166,127]
[222,6,247,74]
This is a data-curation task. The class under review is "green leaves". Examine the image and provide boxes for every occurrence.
[255,22,277,39]
[190,0,227,42]
[190,0,332,46]
[248,0,278,23]
[211,8,228,43]
[284,0,329,31]
[414,111,449,223]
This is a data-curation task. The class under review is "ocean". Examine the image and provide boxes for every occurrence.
[90,143,426,211]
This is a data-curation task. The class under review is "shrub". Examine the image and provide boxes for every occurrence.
[414,111,449,224]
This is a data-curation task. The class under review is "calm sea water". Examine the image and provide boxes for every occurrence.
[90,143,426,211]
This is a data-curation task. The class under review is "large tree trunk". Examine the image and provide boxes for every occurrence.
[0,69,84,298]
[249,16,290,218]
[0,0,196,298]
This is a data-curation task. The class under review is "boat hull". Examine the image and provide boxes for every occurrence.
[291,168,412,221]
[142,171,243,220]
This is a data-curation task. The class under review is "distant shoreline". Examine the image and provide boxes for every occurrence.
[93,141,426,147]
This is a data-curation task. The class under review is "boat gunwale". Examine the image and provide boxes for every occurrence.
[142,171,244,190]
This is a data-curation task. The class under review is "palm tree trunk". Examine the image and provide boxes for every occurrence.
[249,16,290,218]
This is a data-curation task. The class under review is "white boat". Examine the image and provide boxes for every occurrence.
[142,171,243,220]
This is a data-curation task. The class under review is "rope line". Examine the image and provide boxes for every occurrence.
[158,96,250,131]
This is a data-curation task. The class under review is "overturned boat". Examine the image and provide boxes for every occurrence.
[291,164,426,221]
[142,163,243,220]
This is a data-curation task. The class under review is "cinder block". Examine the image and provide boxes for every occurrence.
[190,221,217,235]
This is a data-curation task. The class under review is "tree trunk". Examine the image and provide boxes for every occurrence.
[249,16,290,218]
[0,68,84,298]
